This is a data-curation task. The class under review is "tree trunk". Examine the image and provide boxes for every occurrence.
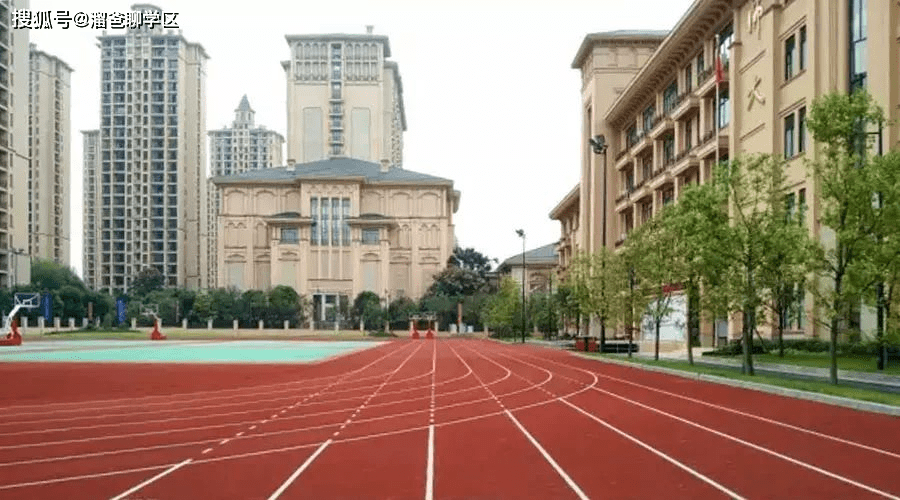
[876,282,885,370]
[830,277,842,385]
[777,299,785,358]
[628,327,634,359]
[600,320,606,354]
[655,319,661,361]
[741,308,755,376]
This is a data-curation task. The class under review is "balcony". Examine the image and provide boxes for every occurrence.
[649,114,674,140]
[615,152,633,172]
[697,62,729,98]
[630,132,652,156]
[671,148,700,177]
[696,127,730,159]
[671,93,699,121]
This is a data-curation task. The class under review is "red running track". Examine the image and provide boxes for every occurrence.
[0,339,898,499]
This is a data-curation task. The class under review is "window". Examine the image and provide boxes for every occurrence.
[799,26,807,71]
[717,89,729,128]
[849,0,867,91]
[784,34,795,80]
[642,105,655,132]
[684,64,692,93]
[797,106,806,153]
[696,52,705,85]
[663,135,675,163]
[718,24,734,68]
[310,197,350,246]
[362,228,380,245]
[626,125,638,148]
[684,120,692,150]
[784,114,795,158]
[663,81,678,114]
[281,228,299,244]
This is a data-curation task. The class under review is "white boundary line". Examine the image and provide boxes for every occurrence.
[109,459,192,500]
[446,342,589,500]
[266,342,426,499]
[473,343,744,499]
[491,341,900,500]
[425,339,437,500]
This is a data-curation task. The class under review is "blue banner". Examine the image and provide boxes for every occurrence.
[42,292,52,323]
[116,298,126,325]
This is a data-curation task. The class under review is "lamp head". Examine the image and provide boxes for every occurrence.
[589,134,607,155]
[515,229,525,238]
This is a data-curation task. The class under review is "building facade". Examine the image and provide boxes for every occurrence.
[28,45,72,265]
[213,157,458,325]
[83,3,209,293]
[576,0,899,344]
[0,0,31,287]
[207,95,285,287]
[549,183,581,280]
[282,30,406,167]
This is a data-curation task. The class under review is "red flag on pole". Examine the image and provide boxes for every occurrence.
[715,52,725,84]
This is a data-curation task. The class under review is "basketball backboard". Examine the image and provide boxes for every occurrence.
[13,293,40,309]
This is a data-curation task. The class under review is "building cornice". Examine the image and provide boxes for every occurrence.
[604,0,736,127]
[549,183,580,220]
[571,31,669,69]
[285,33,391,58]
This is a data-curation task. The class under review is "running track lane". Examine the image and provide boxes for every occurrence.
[0,340,417,499]
[486,340,900,499]
[1,338,899,498]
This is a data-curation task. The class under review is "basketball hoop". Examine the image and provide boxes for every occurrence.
[1,293,42,344]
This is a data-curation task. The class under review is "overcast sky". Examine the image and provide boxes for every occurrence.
[29,0,694,277]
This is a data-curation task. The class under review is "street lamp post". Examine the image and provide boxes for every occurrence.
[516,229,526,344]
[589,134,608,345]
[867,121,886,369]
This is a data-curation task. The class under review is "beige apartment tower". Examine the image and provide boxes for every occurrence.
[29,45,72,265]
[206,95,285,287]
[0,0,30,287]
[573,0,899,344]
[83,3,209,293]
[282,30,406,167]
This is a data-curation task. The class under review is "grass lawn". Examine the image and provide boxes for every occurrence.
[707,352,900,375]
[588,354,900,408]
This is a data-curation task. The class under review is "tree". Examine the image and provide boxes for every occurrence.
[663,181,731,365]
[239,290,268,327]
[351,291,384,330]
[387,296,418,331]
[626,209,683,361]
[806,90,885,384]
[569,249,623,352]
[269,285,304,326]
[448,246,496,277]
[554,283,582,338]
[425,266,486,297]
[131,267,165,298]
[483,277,521,338]
[869,151,900,368]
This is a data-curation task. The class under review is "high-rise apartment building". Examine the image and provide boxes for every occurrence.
[206,95,284,287]
[0,0,31,287]
[83,3,208,293]
[282,29,406,167]
[28,44,72,265]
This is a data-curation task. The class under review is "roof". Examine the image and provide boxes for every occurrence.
[285,33,391,58]
[498,243,559,271]
[211,157,453,186]
[549,183,580,220]
[571,30,669,69]
[236,94,253,113]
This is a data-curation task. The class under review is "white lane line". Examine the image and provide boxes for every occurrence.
[561,399,745,499]
[425,424,435,500]
[447,342,588,500]
[266,439,333,500]
[235,432,244,437]
[249,425,256,430]
[109,458,192,500]
[580,362,900,460]
[425,337,438,500]
[219,439,230,445]
[496,345,900,500]
[267,341,427,499]
[202,448,213,454]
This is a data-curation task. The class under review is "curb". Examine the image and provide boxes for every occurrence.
[571,352,900,417]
